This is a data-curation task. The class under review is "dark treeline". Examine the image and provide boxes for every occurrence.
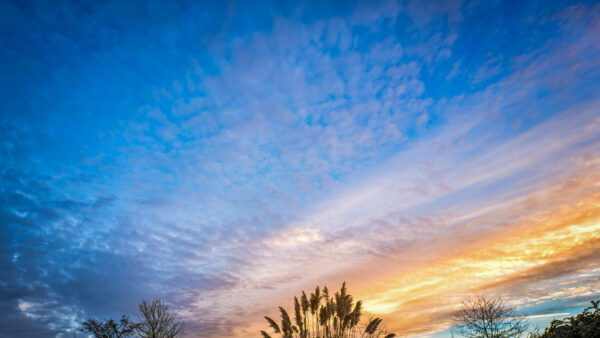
[81,283,599,338]
[530,300,600,338]
[262,283,600,338]
[81,299,184,338]
[450,295,600,338]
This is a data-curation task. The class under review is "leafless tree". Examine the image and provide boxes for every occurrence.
[453,295,528,338]
[137,299,184,338]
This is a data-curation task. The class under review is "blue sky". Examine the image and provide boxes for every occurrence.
[1,0,600,336]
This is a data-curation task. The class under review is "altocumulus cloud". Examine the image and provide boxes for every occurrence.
[1,0,600,337]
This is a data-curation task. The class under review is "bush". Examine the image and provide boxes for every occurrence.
[261,282,395,338]
[534,300,600,338]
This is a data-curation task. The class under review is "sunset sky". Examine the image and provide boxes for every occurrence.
[1,0,600,337]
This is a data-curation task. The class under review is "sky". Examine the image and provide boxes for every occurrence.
[1,0,600,337]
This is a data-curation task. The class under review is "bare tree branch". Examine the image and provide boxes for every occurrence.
[137,299,185,338]
[453,295,528,338]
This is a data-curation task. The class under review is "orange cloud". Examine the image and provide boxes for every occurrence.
[206,107,600,337]
[348,172,600,336]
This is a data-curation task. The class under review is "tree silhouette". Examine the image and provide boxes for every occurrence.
[137,299,185,338]
[81,299,184,338]
[261,282,395,338]
[533,300,600,338]
[453,295,528,338]
[80,315,140,338]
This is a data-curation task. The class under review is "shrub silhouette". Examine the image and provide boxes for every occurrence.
[80,299,183,338]
[533,300,600,338]
[80,315,140,338]
[261,282,395,338]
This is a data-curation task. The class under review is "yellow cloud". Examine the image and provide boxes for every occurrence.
[349,174,600,335]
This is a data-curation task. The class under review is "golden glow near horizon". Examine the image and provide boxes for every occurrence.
[355,188,600,335]
[243,168,600,338]
[223,106,600,337]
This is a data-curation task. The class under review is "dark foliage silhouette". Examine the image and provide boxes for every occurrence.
[80,315,140,338]
[261,282,395,338]
[532,300,600,338]
[81,299,183,338]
